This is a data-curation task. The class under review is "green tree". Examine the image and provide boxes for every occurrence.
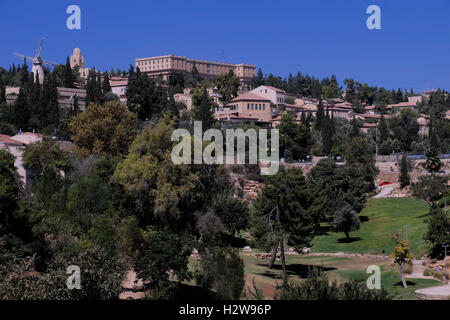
[251,167,324,277]
[194,246,245,300]
[399,153,411,189]
[332,202,360,240]
[191,87,215,130]
[214,70,240,105]
[412,174,447,208]
[63,56,74,88]
[425,147,441,173]
[390,233,413,288]
[209,193,249,237]
[423,206,450,259]
[279,114,311,161]
[69,101,137,157]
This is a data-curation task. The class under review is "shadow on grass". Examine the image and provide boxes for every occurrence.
[255,263,336,279]
[336,237,362,243]
[393,280,417,287]
[359,215,369,223]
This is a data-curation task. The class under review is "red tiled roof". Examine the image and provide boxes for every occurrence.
[0,134,24,145]
[230,92,272,102]
[264,86,285,93]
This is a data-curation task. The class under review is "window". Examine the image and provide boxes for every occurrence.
[263,104,265,110]
[259,104,262,110]
[251,104,254,110]
[247,104,250,110]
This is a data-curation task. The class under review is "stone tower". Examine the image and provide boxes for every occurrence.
[70,48,85,69]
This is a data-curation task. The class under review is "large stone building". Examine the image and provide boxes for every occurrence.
[135,54,256,86]
[70,48,90,79]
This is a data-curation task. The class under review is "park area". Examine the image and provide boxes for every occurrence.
[238,197,446,300]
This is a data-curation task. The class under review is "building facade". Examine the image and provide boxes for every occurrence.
[135,54,256,86]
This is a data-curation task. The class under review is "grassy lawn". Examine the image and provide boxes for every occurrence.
[337,267,441,300]
[241,254,442,300]
[311,198,430,257]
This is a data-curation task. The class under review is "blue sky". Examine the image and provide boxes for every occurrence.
[0,0,449,91]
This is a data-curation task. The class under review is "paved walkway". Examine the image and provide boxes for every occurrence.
[415,283,450,300]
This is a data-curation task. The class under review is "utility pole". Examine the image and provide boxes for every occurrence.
[403,225,409,242]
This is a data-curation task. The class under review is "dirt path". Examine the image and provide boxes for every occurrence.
[372,184,395,198]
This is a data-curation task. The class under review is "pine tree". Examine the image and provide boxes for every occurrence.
[64,56,74,88]
[399,152,410,189]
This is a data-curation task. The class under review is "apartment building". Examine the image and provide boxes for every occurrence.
[217,92,273,122]
[249,85,287,105]
[135,54,256,86]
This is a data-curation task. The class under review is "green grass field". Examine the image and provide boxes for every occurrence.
[311,198,430,257]
[241,254,441,300]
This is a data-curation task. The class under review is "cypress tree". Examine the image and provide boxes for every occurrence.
[322,107,333,155]
[0,77,5,103]
[350,114,359,138]
[315,99,324,131]
[102,72,111,94]
[399,152,410,189]
[63,56,74,88]
[13,84,30,131]
[379,115,389,143]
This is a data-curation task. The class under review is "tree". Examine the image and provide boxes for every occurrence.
[13,83,30,131]
[0,150,20,236]
[102,72,111,94]
[251,167,324,277]
[332,202,360,240]
[209,193,249,237]
[425,147,441,172]
[412,174,447,208]
[191,87,215,130]
[321,108,333,155]
[378,115,389,144]
[279,114,311,161]
[63,56,74,88]
[399,152,411,189]
[69,101,137,157]
[134,229,193,297]
[315,99,325,131]
[345,136,378,192]
[194,246,245,300]
[423,206,450,259]
[389,108,419,152]
[276,268,393,300]
[214,70,240,105]
[390,233,413,288]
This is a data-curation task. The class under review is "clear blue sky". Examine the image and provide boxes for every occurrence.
[1,0,449,91]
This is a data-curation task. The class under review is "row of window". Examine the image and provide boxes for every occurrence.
[247,103,266,111]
